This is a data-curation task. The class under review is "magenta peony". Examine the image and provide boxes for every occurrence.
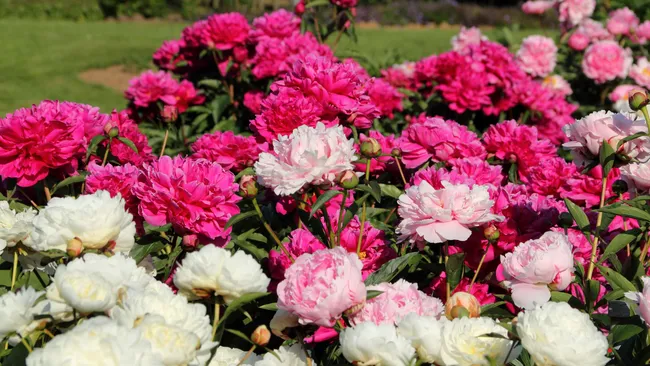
[561,166,620,207]
[582,41,632,84]
[276,247,366,327]
[125,70,178,108]
[250,9,301,41]
[132,156,241,244]
[251,33,333,80]
[366,78,404,118]
[192,130,268,172]
[337,216,397,279]
[558,0,595,27]
[516,35,557,77]
[522,157,577,198]
[103,110,154,166]
[243,90,265,114]
[381,62,418,90]
[153,39,184,72]
[606,7,639,36]
[426,272,496,306]
[411,158,504,189]
[521,1,555,15]
[497,231,575,309]
[201,12,249,51]
[630,57,650,89]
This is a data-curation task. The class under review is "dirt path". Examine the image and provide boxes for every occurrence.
[78,65,138,93]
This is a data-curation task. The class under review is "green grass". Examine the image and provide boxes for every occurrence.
[0,19,547,115]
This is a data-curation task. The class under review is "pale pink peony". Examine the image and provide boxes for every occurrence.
[625,277,650,325]
[630,57,650,89]
[397,181,504,244]
[606,7,639,36]
[497,231,575,309]
[582,41,632,84]
[103,110,154,166]
[579,19,613,41]
[399,117,486,169]
[250,9,301,41]
[277,247,366,327]
[621,162,650,194]
[349,279,444,325]
[451,26,488,53]
[521,1,556,15]
[192,130,268,172]
[125,70,178,108]
[255,123,357,196]
[516,36,558,77]
[542,75,573,97]
[563,111,650,167]
[267,229,327,288]
[568,31,590,51]
[522,157,577,198]
[201,12,250,51]
[558,0,596,27]
[132,156,241,244]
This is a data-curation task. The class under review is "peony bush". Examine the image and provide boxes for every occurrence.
[2,2,650,366]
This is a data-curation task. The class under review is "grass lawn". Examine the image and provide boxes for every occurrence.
[0,19,546,115]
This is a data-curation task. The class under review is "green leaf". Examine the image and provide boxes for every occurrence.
[235,167,255,180]
[51,173,87,195]
[117,136,139,153]
[341,193,369,230]
[305,0,329,8]
[563,198,591,232]
[225,211,258,229]
[309,190,342,218]
[259,303,278,311]
[232,237,268,261]
[598,205,650,223]
[480,301,506,316]
[365,252,422,285]
[356,184,381,203]
[617,132,647,149]
[366,290,383,300]
[379,184,403,199]
[603,229,642,258]
[210,95,231,125]
[609,324,644,344]
[217,292,270,328]
[446,253,466,292]
[85,134,106,160]
[198,79,221,89]
[368,181,382,203]
[4,339,29,366]
[599,140,615,176]
[550,291,584,309]
[130,241,167,263]
[225,328,253,344]
[507,163,519,184]
[596,264,637,292]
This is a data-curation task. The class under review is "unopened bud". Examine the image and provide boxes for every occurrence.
[445,292,481,320]
[337,170,359,189]
[239,175,258,198]
[103,122,114,135]
[391,148,402,158]
[108,127,119,138]
[295,0,305,15]
[182,234,199,251]
[483,225,500,243]
[103,240,117,254]
[612,179,629,195]
[66,237,83,258]
[251,325,271,347]
[558,212,574,229]
[360,138,382,158]
[629,90,649,111]
[162,105,179,123]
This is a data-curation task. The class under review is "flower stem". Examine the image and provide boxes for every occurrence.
[252,198,293,263]
[336,189,348,246]
[444,242,450,301]
[394,156,408,186]
[160,129,169,158]
[641,105,650,135]
[640,237,650,264]
[10,251,18,291]
[102,138,111,165]
[43,186,51,202]
[469,243,490,290]
[211,301,221,341]
[356,201,366,256]
[20,336,32,353]
[237,345,257,366]
[587,176,608,280]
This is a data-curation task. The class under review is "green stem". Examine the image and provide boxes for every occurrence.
[21,336,32,353]
[641,105,650,135]
[445,241,450,301]
[469,242,490,290]
[364,159,371,184]
[102,138,111,165]
[252,198,293,263]
[587,176,608,280]
[336,189,348,246]
[211,301,221,341]
[10,251,18,291]
[159,129,169,158]
[351,125,359,144]
[356,201,366,256]
[394,156,407,186]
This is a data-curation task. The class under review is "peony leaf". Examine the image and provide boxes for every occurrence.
[51,173,87,195]
[218,292,270,328]
[309,190,342,219]
[610,324,644,345]
[85,134,106,161]
[596,264,637,292]
[130,241,166,265]
[225,211,258,229]
[341,193,369,230]
[366,290,383,300]
[305,0,329,8]
[550,291,584,309]
[356,183,381,203]
[563,198,590,232]
[446,253,466,292]
[365,252,422,286]
[379,184,403,199]
[599,140,615,176]
[597,205,650,223]
[259,303,278,311]
[232,236,268,261]
[602,229,643,259]
[117,136,139,153]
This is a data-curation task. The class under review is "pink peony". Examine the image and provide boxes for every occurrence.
[563,111,650,167]
[451,27,488,53]
[558,0,596,27]
[516,36,557,77]
[568,31,590,51]
[0,101,88,186]
[276,247,367,327]
[254,123,357,196]
[103,110,154,166]
[411,158,504,189]
[625,277,650,326]
[337,216,397,279]
[267,229,327,288]
[397,181,504,244]
[132,156,241,244]
[621,162,650,194]
[201,12,249,51]
[366,78,403,118]
[637,21,650,44]
[542,74,573,97]
[243,90,265,114]
[561,166,620,207]
[171,80,205,113]
[125,70,178,108]
[606,7,639,36]
[349,279,444,325]
[630,57,650,89]
[381,62,418,91]
[331,0,357,8]
[426,272,496,306]
[414,55,438,91]
[250,9,301,40]
[582,41,632,84]
[251,33,333,80]
[191,131,268,172]
[153,39,184,71]
[522,157,577,198]
[497,231,575,309]
[354,131,399,176]
[521,1,556,15]
[399,117,486,169]
[580,19,613,42]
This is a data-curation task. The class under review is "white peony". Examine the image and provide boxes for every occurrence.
[136,315,200,366]
[516,302,610,366]
[397,313,446,364]
[209,347,260,366]
[111,280,217,365]
[439,317,519,366]
[0,201,36,254]
[269,309,299,339]
[24,190,136,254]
[340,322,416,366]
[173,245,270,304]
[0,287,45,345]
[46,253,153,315]
[254,344,311,366]
[26,316,162,366]
[254,123,357,196]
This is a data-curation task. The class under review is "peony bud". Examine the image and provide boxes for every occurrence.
[239,175,258,198]
[182,234,199,251]
[251,325,271,347]
[360,138,382,158]
[558,212,574,229]
[162,105,179,123]
[66,237,83,258]
[295,0,305,15]
[445,292,481,320]
[612,179,629,195]
[629,90,649,111]
[337,170,359,189]
[391,147,402,158]
[483,225,500,243]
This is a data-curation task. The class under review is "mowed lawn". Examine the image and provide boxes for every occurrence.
[0,19,545,115]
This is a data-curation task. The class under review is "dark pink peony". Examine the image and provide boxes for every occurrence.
[561,166,620,207]
[103,110,154,166]
[366,78,403,118]
[268,229,327,290]
[202,12,250,51]
[426,272,496,306]
[381,62,418,91]
[250,9,301,40]
[125,70,178,108]
[243,90,265,114]
[191,130,268,172]
[251,33,333,80]
[336,216,397,279]
[354,131,399,176]
[522,157,577,198]
[153,39,185,72]
[170,80,204,113]
[411,158,504,189]
[132,156,241,245]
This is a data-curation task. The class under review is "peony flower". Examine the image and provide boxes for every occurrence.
[267,229,327,288]
[103,110,154,166]
[558,0,596,26]
[411,159,504,189]
[440,317,519,366]
[255,123,357,196]
[609,84,645,113]
[563,110,650,167]
[626,277,650,326]
[561,165,620,207]
[129,315,201,365]
[568,31,590,51]
[397,181,503,244]
[192,130,268,172]
[250,9,301,41]
[521,157,577,198]
[350,279,444,326]
[497,231,575,309]
[153,39,184,71]
[516,302,610,366]
[171,80,205,113]
[337,216,397,279]
[582,41,632,84]
[255,344,310,366]
[209,347,260,366]
[397,313,446,364]
[521,1,555,15]
[354,131,399,176]
[366,78,404,118]
[451,27,488,53]
[607,7,639,36]
[243,90,265,114]
[202,12,249,51]
[399,117,486,168]
[125,70,178,108]
[0,201,35,252]
[381,62,418,90]
[426,273,496,306]
[133,156,241,244]
[0,287,45,346]
[630,57,650,89]
[638,21,650,44]
[276,247,366,327]
[26,316,161,366]
[251,33,333,80]
[542,74,573,97]
[621,161,650,194]
[516,35,557,77]
[340,322,415,366]
[25,190,135,254]
[173,245,270,303]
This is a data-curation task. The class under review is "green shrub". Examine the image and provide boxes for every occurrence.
[0,0,104,20]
